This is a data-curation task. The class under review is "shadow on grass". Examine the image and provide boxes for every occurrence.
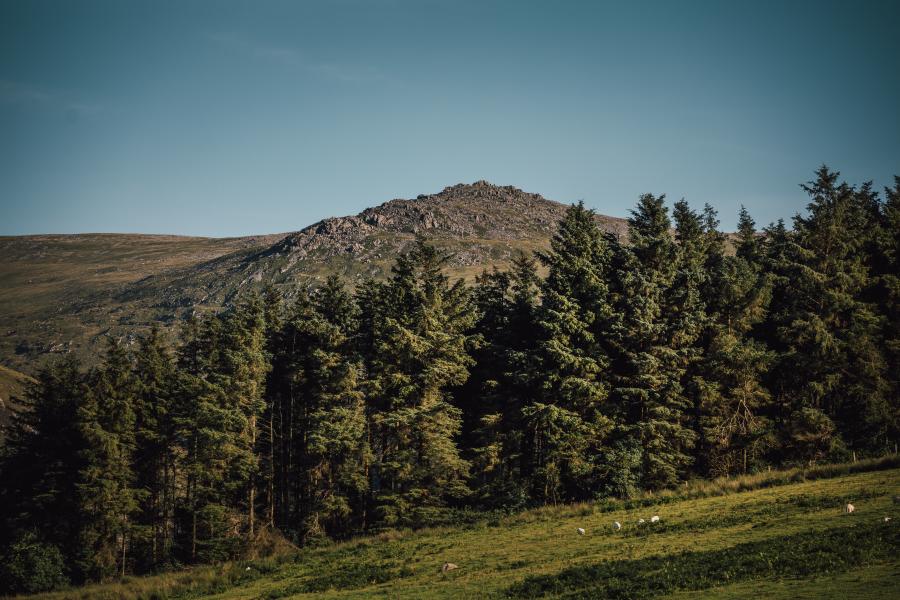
[506,521,898,599]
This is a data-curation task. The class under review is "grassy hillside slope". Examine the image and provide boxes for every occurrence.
[0,365,35,434]
[21,460,900,600]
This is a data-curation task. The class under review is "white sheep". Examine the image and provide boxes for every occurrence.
[613,521,622,531]
[577,527,586,535]
[650,515,660,523]
[442,562,458,573]
[884,516,891,523]
[845,503,855,514]
[638,518,645,525]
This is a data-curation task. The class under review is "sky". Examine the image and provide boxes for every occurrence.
[1,0,898,237]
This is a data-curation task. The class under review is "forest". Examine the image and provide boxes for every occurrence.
[1,166,898,592]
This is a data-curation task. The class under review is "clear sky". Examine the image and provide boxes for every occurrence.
[2,0,898,237]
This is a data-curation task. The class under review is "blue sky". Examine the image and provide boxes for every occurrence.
[1,0,898,237]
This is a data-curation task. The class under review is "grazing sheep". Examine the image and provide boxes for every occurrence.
[650,515,660,523]
[884,517,892,523]
[845,503,855,514]
[638,518,646,525]
[613,521,622,531]
[577,527,586,535]
[442,562,458,573]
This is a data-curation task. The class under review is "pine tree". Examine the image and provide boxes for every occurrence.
[875,178,900,447]
[0,358,88,580]
[304,277,369,538]
[695,207,774,476]
[175,314,242,563]
[363,239,474,526]
[608,194,695,491]
[465,254,541,507]
[76,338,138,580]
[736,205,762,265]
[531,202,615,501]
[132,325,178,571]
[259,285,285,530]
[765,167,890,462]
[218,294,270,537]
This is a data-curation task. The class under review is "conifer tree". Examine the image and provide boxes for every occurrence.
[874,178,900,447]
[259,285,285,530]
[764,167,890,462]
[531,202,615,501]
[132,325,178,571]
[175,315,241,563]
[609,194,694,491]
[218,294,270,537]
[364,239,474,525]
[0,358,87,580]
[76,338,138,580]
[465,254,541,506]
[695,207,773,475]
[303,277,369,538]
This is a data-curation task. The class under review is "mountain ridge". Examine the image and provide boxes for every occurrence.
[0,181,626,377]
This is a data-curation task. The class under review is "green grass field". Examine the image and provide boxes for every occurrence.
[19,460,900,600]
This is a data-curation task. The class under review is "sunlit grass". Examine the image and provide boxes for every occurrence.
[13,457,900,600]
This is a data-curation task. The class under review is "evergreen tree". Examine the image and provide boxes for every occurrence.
[259,285,285,530]
[0,358,87,580]
[465,254,541,507]
[363,239,474,526]
[608,194,695,491]
[695,207,773,476]
[873,177,900,449]
[132,325,178,571]
[304,277,369,538]
[531,202,615,501]
[175,315,242,563]
[76,338,138,580]
[218,294,271,537]
[766,167,890,461]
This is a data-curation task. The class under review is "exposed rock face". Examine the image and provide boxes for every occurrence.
[242,180,626,274]
[0,181,627,373]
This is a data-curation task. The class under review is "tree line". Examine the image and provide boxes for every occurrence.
[1,167,898,589]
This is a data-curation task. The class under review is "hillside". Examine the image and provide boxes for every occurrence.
[0,182,625,377]
[0,365,34,433]
[22,460,900,600]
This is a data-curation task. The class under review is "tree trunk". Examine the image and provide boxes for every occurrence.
[249,414,256,536]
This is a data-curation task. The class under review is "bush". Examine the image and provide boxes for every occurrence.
[0,532,70,594]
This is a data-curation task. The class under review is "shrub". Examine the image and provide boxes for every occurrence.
[0,532,70,594]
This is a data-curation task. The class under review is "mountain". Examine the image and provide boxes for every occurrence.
[0,182,628,378]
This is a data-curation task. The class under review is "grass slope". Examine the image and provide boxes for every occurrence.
[18,459,900,600]
[0,364,35,434]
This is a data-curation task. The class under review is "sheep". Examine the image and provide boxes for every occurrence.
[884,516,892,523]
[442,562,458,573]
[613,521,622,531]
[638,518,646,525]
[845,503,855,514]
[650,515,660,523]
[577,527,586,535]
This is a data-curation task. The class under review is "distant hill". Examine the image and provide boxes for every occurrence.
[0,182,628,378]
